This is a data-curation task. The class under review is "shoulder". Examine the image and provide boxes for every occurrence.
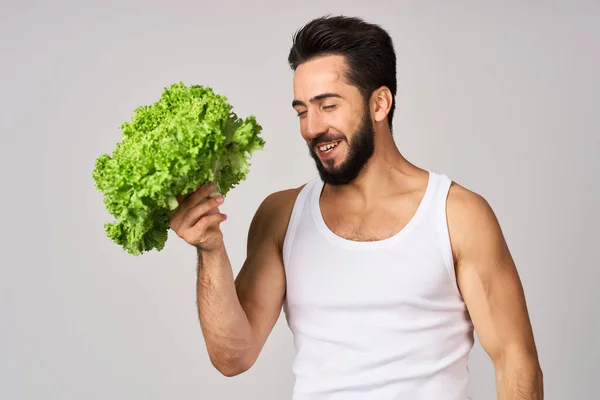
[256,184,306,224]
[250,183,307,249]
[446,180,492,215]
[260,185,305,213]
[445,180,504,262]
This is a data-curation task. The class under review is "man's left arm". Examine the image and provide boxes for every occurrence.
[447,184,543,400]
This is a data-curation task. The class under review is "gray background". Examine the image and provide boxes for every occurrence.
[1,0,598,399]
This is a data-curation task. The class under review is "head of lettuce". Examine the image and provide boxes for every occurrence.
[92,82,265,256]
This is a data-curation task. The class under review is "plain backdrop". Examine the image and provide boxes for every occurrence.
[1,1,599,399]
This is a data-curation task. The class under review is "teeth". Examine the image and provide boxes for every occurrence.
[319,141,339,152]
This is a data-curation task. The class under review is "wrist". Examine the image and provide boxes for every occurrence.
[197,243,226,264]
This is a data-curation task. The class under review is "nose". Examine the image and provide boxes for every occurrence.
[305,111,328,141]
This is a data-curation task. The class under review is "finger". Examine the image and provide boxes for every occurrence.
[180,183,216,211]
[169,183,217,228]
[177,181,210,203]
[205,207,220,215]
[168,196,192,220]
[192,211,228,235]
[181,195,224,230]
[170,183,214,219]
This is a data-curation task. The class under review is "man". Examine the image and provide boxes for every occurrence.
[168,15,543,400]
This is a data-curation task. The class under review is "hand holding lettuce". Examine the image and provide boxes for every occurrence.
[92,82,264,256]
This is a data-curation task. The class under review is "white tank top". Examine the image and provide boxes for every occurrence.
[282,170,475,400]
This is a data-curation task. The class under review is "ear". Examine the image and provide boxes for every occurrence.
[371,86,393,123]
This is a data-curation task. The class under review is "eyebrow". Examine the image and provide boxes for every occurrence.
[292,93,343,108]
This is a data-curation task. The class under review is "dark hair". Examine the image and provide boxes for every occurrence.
[288,15,397,130]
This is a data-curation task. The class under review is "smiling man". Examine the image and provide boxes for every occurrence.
[169,15,543,400]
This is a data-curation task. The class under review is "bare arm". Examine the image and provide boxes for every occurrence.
[447,183,543,399]
[233,189,300,365]
[170,184,299,377]
[197,189,297,376]
[195,245,253,376]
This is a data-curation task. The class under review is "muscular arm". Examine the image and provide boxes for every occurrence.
[447,184,543,399]
[197,188,299,376]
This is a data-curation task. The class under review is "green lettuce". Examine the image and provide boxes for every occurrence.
[92,82,264,256]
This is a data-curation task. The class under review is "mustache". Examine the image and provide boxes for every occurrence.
[310,135,347,148]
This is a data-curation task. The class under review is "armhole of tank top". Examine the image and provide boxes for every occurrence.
[282,179,314,268]
[437,174,462,297]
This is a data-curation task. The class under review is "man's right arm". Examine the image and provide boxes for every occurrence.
[193,187,300,376]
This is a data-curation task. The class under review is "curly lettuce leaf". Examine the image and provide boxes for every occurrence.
[92,82,264,255]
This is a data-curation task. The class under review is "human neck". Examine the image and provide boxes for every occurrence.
[324,130,425,205]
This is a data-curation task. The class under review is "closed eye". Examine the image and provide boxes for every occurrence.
[296,104,337,118]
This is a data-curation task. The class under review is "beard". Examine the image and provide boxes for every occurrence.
[308,105,375,186]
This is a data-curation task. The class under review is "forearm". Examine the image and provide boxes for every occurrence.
[196,245,255,376]
[495,357,543,399]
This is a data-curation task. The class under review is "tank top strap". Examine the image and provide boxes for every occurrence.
[282,176,320,267]
[428,172,460,293]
